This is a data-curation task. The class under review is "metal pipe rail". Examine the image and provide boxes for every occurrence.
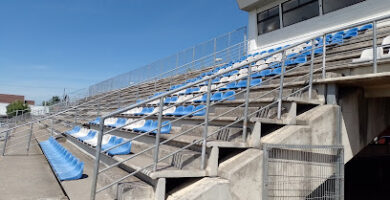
[0,41,245,138]
[90,31,327,198]
[90,15,390,199]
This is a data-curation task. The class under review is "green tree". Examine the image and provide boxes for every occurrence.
[42,96,61,106]
[6,100,30,117]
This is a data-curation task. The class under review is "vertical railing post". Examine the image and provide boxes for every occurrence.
[51,119,54,136]
[90,118,105,200]
[277,51,287,119]
[2,130,10,156]
[262,144,269,200]
[309,39,315,99]
[242,64,252,142]
[26,123,33,153]
[213,38,217,67]
[372,21,378,73]
[228,32,231,62]
[201,79,212,169]
[153,97,164,172]
[322,34,327,79]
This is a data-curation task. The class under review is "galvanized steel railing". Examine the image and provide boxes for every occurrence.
[90,15,390,199]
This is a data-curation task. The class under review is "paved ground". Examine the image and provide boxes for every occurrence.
[0,140,66,200]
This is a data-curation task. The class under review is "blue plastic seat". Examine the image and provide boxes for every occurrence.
[170,96,178,103]
[222,91,236,101]
[212,77,221,84]
[193,105,206,116]
[78,130,96,141]
[151,121,172,134]
[171,106,185,116]
[39,137,84,181]
[359,24,373,32]
[134,107,147,115]
[66,126,81,134]
[194,94,207,103]
[234,80,248,89]
[270,68,282,75]
[133,120,153,132]
[191,87,200,93]
[164,97,171,104]
[219,82,236,91]
[113,118,127,128]
[211,92,223,101]
[102,136,117,151]
[251,72,262,78]
[250,78,262,87]
[108,139,131,155]
[260,69,272,77]
[294,56,307,64]
[184,105,195,116]
[343,29,358,39]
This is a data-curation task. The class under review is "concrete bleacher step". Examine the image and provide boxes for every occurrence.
[34,25,390,200]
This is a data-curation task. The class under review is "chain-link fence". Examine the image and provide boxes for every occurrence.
[263,144,344,200]
[62,27,247,101]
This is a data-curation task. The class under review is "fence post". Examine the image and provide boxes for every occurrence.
[51,119,54,136]
[309,39,315,99]
[2,130,10,156]
[242,64,252,142]
[277,51,287,119]
[26,123,33,153]
[201,79,212,170]
[322,34,327,79]
[153,97,164,172]
[262,144,269,200]
[90,119,105,200]
[213,38,217,67]
[372,21,378,73]
[228,32,231,62]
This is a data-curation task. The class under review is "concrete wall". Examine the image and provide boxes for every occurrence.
[244,0,390,52]
[339,87,390,162]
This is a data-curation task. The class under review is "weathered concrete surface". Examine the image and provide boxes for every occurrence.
[218,149,263,200]
[167,177,232,200]
[0,143,66,200]
[338,88,390,162]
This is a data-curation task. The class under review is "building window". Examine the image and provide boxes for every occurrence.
[323,0,365,14]
[282,0,319,27]
[257,6,280,35]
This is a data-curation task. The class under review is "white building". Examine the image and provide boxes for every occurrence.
[236,0,390,52]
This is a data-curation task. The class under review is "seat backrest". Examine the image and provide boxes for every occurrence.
[185,105,195,113]
[170,96,178,102]
[211,92,222,100]
[251,78,262,86]
[176,106,185,113]
[144,120,153,127]
[223,91,236,100]
[382,35,390,46]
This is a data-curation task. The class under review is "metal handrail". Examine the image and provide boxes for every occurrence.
[0,41,246,136]
[91,14,390,198]
[90,31,322,198]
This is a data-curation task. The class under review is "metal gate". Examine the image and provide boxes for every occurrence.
[262,144,344,200]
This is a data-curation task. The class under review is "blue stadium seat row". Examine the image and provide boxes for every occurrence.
[132,120,172,134]
[193,90,236,103]
[65,127,132,155]
[165,105,206,116]
[40,137,84,181]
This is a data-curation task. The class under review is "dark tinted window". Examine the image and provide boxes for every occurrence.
[257,6,280,35]
[323,0,365,14]
[282,0,319,27]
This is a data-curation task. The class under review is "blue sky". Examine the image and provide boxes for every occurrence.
[0,0,247,105]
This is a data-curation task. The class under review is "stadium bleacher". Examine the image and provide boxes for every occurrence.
[5,19,390,199]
